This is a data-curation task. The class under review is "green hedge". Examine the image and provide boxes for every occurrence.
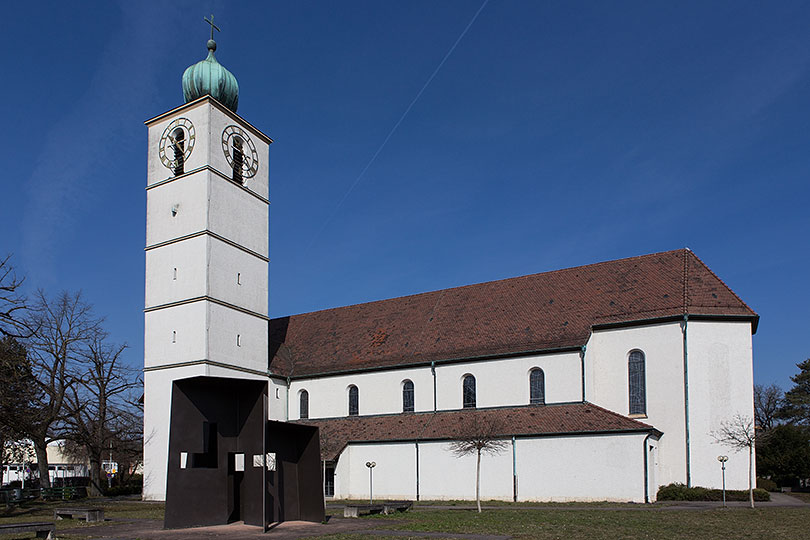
[657,483,770,502]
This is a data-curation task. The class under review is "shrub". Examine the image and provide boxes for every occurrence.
[757,477,777,492]
[656,483,770,502]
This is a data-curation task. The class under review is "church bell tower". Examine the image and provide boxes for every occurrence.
[142,23,272,501]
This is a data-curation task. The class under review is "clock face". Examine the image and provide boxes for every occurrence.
[158,118,196,171]
[221,125,259,180]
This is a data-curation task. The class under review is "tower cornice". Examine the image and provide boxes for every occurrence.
[145,95,273,145]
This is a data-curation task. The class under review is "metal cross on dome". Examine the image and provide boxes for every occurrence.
[204,14,220,41]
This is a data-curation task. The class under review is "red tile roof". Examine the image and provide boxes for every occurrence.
[295,403,657,460]
[269,249,756,377]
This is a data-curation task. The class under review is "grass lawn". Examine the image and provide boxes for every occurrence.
[0,497,164,539]
[315,506,810,540]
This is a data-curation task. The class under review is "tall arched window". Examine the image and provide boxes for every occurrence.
[402,380,414,412]
[529,368,545,405]
[462,375,476,408]
[299,390,309,419]
[628,350,646,415]
[348,385,359,416]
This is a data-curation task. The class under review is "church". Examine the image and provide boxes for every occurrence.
[142,27,758,521]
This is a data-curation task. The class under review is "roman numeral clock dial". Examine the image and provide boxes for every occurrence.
[222,125,259,183]
[158,117,196,173]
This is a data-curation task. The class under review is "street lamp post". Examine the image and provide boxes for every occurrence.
[717,455,729,507]
[365,461,376,504]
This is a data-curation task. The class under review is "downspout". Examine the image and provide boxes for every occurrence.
[415,441,420,501]
[512,436,517,502]
[285,376,291,421]
[579,346,587,402]
[643,433,651,503]
[681,314,691,487]
[431,361,437,411]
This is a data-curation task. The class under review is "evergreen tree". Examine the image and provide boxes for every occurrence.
[779,359,810,425]
[757,424,810,487]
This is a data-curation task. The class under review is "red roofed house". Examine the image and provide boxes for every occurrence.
[270,248,757,502]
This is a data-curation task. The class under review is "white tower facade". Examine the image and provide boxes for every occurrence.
[142,96,272,501]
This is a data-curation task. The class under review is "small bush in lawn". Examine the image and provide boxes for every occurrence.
[657,483,770,502]
[757,477,777,492]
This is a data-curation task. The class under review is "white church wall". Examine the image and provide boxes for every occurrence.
[686,320,754,491]
[434,351,582,410]
[144,302,208,369]
[289,366,435,420]
[419,440,514,501]
[145,173,208,248]
[207,236,268,315]
[268,378,288,421]
[207,303,268,374]
[144,235,207,308]
[332,432,649,503]
[515,433,647,502]
[208,176,269,258]
[334,443,418,500]
[586,322,686,489]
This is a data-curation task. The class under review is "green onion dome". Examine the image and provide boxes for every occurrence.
[182,39,239,112]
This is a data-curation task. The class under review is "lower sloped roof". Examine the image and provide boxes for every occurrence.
[295,403,658,461]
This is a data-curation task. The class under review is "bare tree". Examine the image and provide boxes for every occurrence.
[25,290,102,487]
[448,415,509,512]
[0,255,30,338]
[65,337,140,495]
[713,414,757,508]
[754,384,783,431]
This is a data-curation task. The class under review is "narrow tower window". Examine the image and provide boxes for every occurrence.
[232,136,244,184]
[173,267,177,280]
[628,350,646,415]
[402,380,414,412]
[172,128,185,176]
[237,334,241,347]
[300,390,309,419]
[462,375,476,408]
[530,368,545,405]
[237,272,241,285]
[348,385,359,416]
[172,331,176,344]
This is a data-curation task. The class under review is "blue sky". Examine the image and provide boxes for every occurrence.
[2,1,808,390]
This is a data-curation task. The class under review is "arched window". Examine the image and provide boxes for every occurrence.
[462,375,476,408]
[628,350,646,415]
[530,368,545,405]
[348,385,359,416]
[299,390,309,419]
[402,380,414,412]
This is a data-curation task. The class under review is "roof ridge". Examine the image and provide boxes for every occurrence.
[269,248,689,321]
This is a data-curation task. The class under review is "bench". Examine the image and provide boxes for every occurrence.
[41,486,87,500]
[0,521,55,538]
[382,500,413,514]
[344,504,384,518]
[54,507,105,522]
[344,500,413,517]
